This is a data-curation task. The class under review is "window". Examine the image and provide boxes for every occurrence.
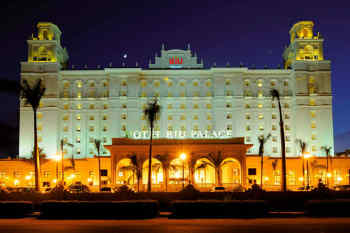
[168,125,173,131]
[245,104,250,109]
[90,116,95,120]
[284,103,289,108]
[257,80,263,88]
[226,113,232,119]
[193,125,199,131]
[104,104,108,109]
[285,125,290,131]
[206,104,212,109]
[312,145,317,152]
[76,125,81,132]
[103,126,107,132]
[285,114,290,119]
[63,126,68,132]
[226,103,232,108]
[246,136,251,142]
[259,126,264,131]
[246,125,251,131]
[272,136,277,142]
[180,91,185,97]
[141,80,147,88]
[207,114,212,120]
[180,104,186,109]
[272,114,277,119]
[258,90,263,97]
[89,126,94,132]
[193,81,198,87]
[168,115,173,120]
[225,79,231,86]
[226,90,232,96]
[179,81,185,87]
[248,168,256,175]
[37,112,43,119]
[206,81,211,87]
[272,125,277,131]
[100,169,108,176]
[274,170,281,185]
[309,99,315,106]
[258,104,263,108]
[227,124,232,130]
[154,81,160,87]
[103,115,107,121]
[193,115,199,120]
[193,104,199,109]
[181,125,186,131]
[272,103,276,108]
[206,91,212,97]
[121,114,127,120]
[76,114,81,120]
[122,104,127,109]
[89,82,95,88]
[207,125,212,131]
[310,111,316,118]
[121,80,127,87]
[121,125,126,131]
[64,104,69,110]
[63,115,69,121]
[167,81,172,87]
[77,91,82,98]
[270,81,276,87]
[168,104,172,109]
[76,137,80,143]
[245,114,251,120]
[180,115,186,120]
[193,91,199,97]
[244,80,250,87]
[312,134,316,140]
[258,114,264,119]
[167,92,173,97]
[89,104,94,110]
[77,104,82,110]
[273,147,278,153]
[77,81,82,88]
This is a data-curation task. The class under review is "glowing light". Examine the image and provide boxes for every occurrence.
[123,54,127,59]
[327,173,332,178]
[337,177,343,181]
[25,175,32,180]
[52,179,57,184]
[303,152,312,159]
[264,177,269,181]
[299,177,304,181]
[14,179,19,186]
[87,178,92,183]
[50,154,61,161]
[119,171,123,177]
[180,153,187,161]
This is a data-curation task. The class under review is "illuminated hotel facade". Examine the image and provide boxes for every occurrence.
[0,21,344,191]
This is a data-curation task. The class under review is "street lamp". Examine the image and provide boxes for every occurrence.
[180,153,186,189]
[304,152,312,190]
[50,154,61,186]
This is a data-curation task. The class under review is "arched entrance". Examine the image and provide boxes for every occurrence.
[142,158,163,191]
[220,157,242,190]
[194,158,215,191]
[168,158,189,191]
[116,158,137,188]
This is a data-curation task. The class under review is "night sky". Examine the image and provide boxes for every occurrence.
[1,0,349,156]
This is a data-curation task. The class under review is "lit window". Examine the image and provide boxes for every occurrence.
[193,91,199,97]
[89,126,94,132]
[180,82,185,87]
[226,103,232,108]
[76,137,80,143]
[121,80,127,87]
[63,126,68,132]
[207,125,212,131]
[168,92,172,97]
[312,134,316,140]
[246,125,250,131]
[167,81,173,87]
[141,80,147,88]
[180,104,186,109]
[38,136,42,143]
[180,115,186,120]
[121,91,127,96]
[225,79,231,86]
[142,125,147,131]
[258,104,263,108]
[244,80,250,87]
[310,111,316,118]
[312,145,317,152]
[89,104,94,109]
[76,126,81,132]
[257,80,263,88]
[284,103,289,108]
[193,81,198,87]
[284,81,288,87]
[272,125,277,131]
[245,104,250,109]
[168,104,172,109]
[226,113,232,119]
[259,126,264,131]
[181,125,186,131]
[272,136,277,142]
[285,125,290,131]
[77,91,82,98]
[270,81,276,87]
[63,82,70,88]
[193,115,198,120]
[168,115,173,120]
[311,122,316,129]
[206,91,212,97]
[180,91,185,97]
[76,114,81,120]
[272,103,276,108]
[121,125,126,131]
[64,104,69,110]
[154,81,160,87]
[285,114,290,119]
[193,104,199,109]
[193,125,199,131]
[90,116,95,120]
[121,114,127,120]
[245,114,250,120]
[103,126,107,132]
[37,112,43,119]
[168,125,173,131]
[63,115,69,121]
[77,104,82,110]
[227,124,232,130]
[258,90,263,97]
[206,103,212,109]
[206,80,212,87]
[103,115,107,120]
[103,81,109,88]
[226,90,232,96]
[286,136,291,142]
[77,81,82,88]
[309,99,315,106]
[122,104,127,109]
[104,104,108,109]
[89,82,95,88]
[207,114,212,120]
[272,114,277,119]
[258,114,264,119]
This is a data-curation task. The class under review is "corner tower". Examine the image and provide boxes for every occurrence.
[284,21,333,156]
[19,22,68,158]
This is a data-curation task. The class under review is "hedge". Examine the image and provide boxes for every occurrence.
[306,199,350,217]
[171,200,268,218]
[39,200,159,219]
[0,201,33,217]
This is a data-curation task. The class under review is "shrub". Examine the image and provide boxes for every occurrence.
[39,200,159,219]
[0,201,33,217]
[171,200,268,218]
[306,199,350,217]
[178,184,200,200]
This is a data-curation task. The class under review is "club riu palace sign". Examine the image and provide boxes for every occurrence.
[128,130,233,139]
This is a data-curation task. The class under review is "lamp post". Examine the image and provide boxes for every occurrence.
[52,154,60,187]
[304,152,311,191]
[180,153,186,189]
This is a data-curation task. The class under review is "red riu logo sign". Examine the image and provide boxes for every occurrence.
[169,56,183,65]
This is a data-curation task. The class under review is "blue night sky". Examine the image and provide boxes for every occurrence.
[0,0,349,155]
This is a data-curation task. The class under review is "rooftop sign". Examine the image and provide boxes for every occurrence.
[149,44,203,69]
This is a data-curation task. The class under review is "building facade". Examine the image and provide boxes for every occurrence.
[6,20,341,192]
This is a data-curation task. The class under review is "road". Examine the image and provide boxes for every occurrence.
[0,217,349,233]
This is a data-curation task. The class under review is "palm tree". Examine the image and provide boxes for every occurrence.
[20,79,46,192]
[196,161,212,185]
[143,98,161,192]
[129,154,143,192]
[154,154,171,192]
[206,151,224,186]
[60,139,73,186]
[258,133,271,189]
[188,155,197,185]
[296,139,307,188]
[94,139,102,192]
[321,146,332,187]
[271,89,287,192]
[29,147,47,165]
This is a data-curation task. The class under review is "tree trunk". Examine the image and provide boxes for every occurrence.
[33,110,40,192]
[147,127,153,192]
[326,152,329,186]
[216,167,222,186]
[278,98,287,192]
[260,154,264,189]
[302,157,305,188]
[98,152,101,192]
[164,168,168,192]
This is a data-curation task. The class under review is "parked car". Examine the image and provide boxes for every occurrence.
[334,185,350,191]
[100,187,113,192]
[67,184,90,193]
[211,186,225,192]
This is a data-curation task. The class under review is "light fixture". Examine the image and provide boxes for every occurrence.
[180,153,186,161]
